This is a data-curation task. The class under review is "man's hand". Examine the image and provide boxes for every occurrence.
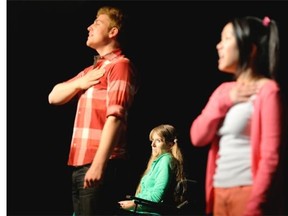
[83,165,103,189]
[78,68,105,90]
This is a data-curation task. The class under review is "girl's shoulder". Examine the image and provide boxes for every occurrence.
[258,79,280,94]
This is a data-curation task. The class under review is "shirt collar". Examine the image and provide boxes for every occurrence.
[153,152,171,163]
[94,49,122,63]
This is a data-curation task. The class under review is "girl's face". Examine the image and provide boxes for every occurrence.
[216,22,239,74]
[150,133,170,157]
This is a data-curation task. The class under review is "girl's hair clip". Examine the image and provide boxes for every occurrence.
[262,16,271,27]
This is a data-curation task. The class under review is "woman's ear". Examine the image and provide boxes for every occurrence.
[251,43,257,58]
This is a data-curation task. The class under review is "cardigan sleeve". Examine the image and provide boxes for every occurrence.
[190,82,234,146]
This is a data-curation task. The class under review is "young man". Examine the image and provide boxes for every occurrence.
[48,6,138,215]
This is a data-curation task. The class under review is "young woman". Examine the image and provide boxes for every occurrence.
[190,16,284,216]
[119,124,186,215]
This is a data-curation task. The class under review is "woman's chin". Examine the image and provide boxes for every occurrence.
[152,151,159,157]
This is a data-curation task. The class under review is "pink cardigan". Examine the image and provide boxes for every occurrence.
[190,80,282,216]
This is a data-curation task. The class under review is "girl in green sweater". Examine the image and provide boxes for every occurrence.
[118,124,186,215]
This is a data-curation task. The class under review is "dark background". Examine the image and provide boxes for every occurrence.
[7,1,288,215]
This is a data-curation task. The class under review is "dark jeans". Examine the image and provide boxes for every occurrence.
[72,159,130,216]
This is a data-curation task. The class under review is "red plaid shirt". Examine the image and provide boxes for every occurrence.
[67,49,137,166]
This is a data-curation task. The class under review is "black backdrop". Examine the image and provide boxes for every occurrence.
[7,1,288,215]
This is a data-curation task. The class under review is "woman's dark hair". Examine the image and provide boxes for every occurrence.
[232,16,279,79]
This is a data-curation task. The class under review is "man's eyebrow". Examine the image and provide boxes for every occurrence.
[94,19,103,24]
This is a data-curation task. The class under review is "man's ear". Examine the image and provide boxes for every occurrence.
[109,27,119,38]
